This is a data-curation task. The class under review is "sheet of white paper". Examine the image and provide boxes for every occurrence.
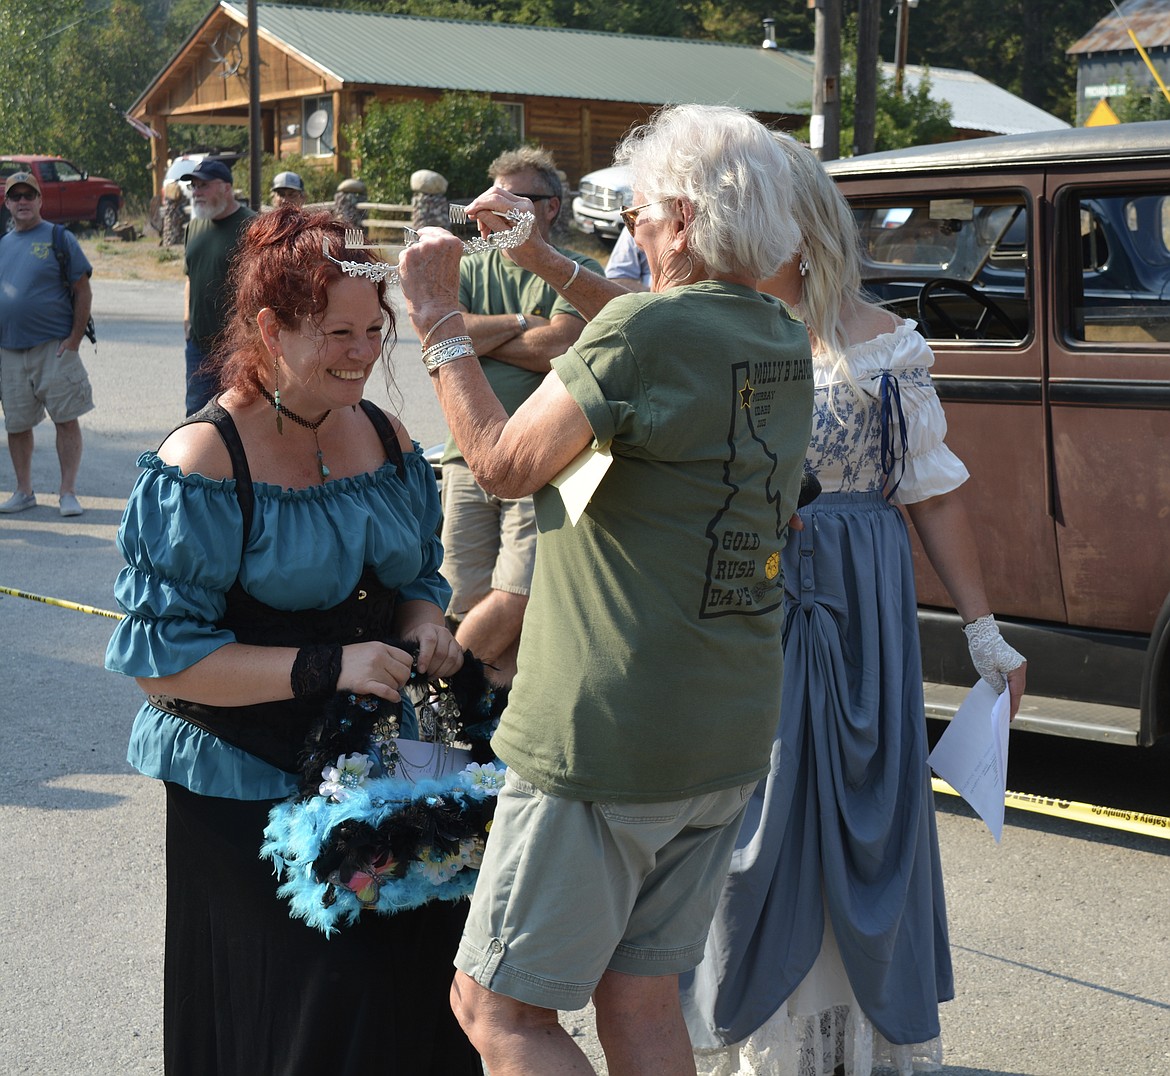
[549,445,613,526]
[927,679,1012,842]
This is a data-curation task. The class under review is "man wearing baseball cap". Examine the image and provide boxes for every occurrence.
[270,171,306,211]
[180,158,256,414]
[0,171,94,516]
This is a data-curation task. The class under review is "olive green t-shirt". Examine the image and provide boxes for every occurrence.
[491,281,814,801]
[441,246,602,465]
[183,205,257,349]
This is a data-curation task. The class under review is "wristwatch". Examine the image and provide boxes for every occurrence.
[515,313,529,333]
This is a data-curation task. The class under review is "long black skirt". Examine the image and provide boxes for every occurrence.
[163,782,482,1076]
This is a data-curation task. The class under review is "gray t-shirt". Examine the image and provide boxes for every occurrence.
[0,222,91,350]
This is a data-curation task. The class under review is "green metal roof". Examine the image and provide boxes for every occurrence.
[223,2,813,113]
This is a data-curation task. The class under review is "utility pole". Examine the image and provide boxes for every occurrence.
[894,0,918,97]
[248,0,262,210]
[853,0,880,155]
[809,0,841,162]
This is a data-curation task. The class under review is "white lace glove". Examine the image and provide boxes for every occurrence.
[962,614,1025,693]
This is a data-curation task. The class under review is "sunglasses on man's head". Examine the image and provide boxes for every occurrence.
[512,193,556,202]
[6,189,38,202]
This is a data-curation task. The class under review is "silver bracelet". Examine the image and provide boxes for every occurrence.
[422,336,476,373]
[563,260,581,291]
[421,310,462,349]
[515,312,529,333]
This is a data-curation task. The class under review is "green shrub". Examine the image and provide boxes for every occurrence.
[348,92,519,203]
[1112,79,1170,123]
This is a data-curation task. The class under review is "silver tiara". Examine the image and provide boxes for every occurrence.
[322,208,536,285]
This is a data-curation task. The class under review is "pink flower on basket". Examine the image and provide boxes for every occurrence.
[319,752,373,801]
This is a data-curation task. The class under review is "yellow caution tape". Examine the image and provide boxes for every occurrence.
[4,580,1169,841]
[0,585,123,620]
[932,777,1170,841]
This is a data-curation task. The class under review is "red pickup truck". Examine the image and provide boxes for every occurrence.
[0,156,123,232]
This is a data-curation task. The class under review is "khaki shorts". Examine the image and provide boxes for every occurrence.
[1,341,94,432]
[440,459,537,618]
[455,770,753,1011]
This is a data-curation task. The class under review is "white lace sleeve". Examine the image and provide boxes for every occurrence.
[853,321,969,504]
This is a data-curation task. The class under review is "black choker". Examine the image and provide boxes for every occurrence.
[258,384,332,480]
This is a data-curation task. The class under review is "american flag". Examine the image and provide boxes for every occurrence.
[111,103,159,139]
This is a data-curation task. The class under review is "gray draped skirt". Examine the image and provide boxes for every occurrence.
[684,491,954,1050]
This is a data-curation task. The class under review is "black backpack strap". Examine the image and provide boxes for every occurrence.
[51,224,96,346]
[175,399,254,563]
[359,399,406,479]
[51,224,70,293]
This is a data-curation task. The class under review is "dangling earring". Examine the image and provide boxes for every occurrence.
[798,255,810,277]
[657,249,696,285]
[273,356,284,435]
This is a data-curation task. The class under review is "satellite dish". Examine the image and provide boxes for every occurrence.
[305,109,330,139]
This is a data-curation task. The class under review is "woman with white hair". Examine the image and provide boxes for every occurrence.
[396,104,815,1075]
[683,135,1027,1075]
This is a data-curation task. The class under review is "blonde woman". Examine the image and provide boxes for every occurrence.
[683,137,1026,1075]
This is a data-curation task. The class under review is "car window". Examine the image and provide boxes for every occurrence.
[851,193,1030,343]
[1062,189,1170,346]
[38,161,58,183]
[55,161,82,182]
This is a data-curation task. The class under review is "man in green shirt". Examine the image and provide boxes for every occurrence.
[440,147,600,684]
[181,159,256,415]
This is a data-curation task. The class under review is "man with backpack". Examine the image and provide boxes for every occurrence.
[0,170,94,516]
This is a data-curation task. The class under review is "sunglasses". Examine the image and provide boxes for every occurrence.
[620,199,668,236]
[511,193,556,202]
[6,189,38,202]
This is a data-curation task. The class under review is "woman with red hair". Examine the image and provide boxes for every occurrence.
[106,208,480,1074]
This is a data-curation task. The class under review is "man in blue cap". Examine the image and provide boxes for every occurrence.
[180,158,255,415]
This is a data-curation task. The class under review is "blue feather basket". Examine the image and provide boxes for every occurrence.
[260,652,507,936]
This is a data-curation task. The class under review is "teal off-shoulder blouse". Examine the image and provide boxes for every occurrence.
[105,442,450,800]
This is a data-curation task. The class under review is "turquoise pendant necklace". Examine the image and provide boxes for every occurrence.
[258,384,332,480]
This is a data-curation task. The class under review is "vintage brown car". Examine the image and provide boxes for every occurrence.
[826,120,1170,749]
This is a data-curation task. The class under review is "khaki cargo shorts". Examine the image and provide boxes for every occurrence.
[455,770,753,1011]
[1,341,94,432]
[439,459,537,618]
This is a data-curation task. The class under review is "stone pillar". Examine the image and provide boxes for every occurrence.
[411,170,449,230]
[161,181,186,247]
[334,177,367,230]
[553,168,571,241]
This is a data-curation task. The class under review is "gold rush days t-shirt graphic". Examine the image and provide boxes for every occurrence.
[701,355,811,617]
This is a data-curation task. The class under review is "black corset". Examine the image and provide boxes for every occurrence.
[150,567,399,773]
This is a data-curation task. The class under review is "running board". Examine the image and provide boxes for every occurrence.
[922,681,1141,746]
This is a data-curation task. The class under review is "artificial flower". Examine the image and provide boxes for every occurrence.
[319,752,373,801]
[459,762,506,795]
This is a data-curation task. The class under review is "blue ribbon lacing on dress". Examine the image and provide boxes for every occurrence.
[878,370,909,500]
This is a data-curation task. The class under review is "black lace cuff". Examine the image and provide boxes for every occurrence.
[291,644,343,702]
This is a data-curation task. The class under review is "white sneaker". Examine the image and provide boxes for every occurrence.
[0,491,36,513]
[59,493,83,517]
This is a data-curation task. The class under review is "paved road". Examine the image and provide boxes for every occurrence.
[1,280,1167,1075]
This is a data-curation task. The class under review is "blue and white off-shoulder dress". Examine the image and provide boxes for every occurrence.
[685,320,969,1076]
